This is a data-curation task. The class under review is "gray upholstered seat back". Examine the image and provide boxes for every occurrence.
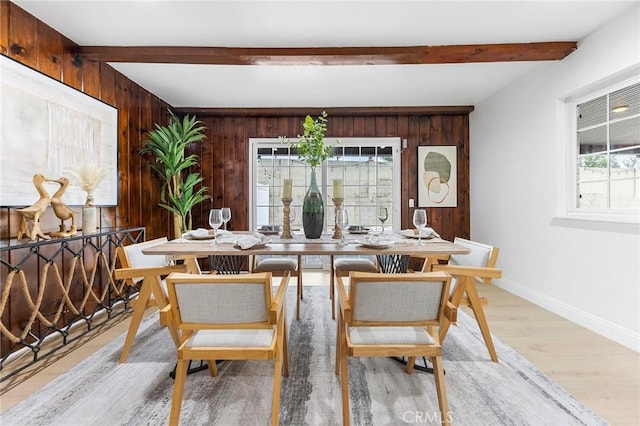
[450,237,493,268]
[335,258,378,273]
[254,258,297,272]
[352,279,445,322]
[174,281,268,324]
[122,237,171,284]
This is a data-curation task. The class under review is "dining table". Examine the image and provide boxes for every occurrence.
[142,230,471,270]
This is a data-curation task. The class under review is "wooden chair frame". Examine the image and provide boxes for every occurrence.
[431,237,502,362]
[329,255,379,320]
[335,271,452,426]
[252,254,303,320]
[113,237,201,363]
[165,271,290,426]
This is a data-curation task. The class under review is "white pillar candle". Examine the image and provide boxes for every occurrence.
[333,179,343,198]
[283,179,292,198]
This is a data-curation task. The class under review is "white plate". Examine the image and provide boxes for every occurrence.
[256,226,281,235]
[182,228,216,240]
[358,240,395,249]
[235,242,268,250]
[349,229,370,235]
[183,233,215,240]
[399,229,436,239]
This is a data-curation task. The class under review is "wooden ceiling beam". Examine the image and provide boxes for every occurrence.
[175,106,475,116]
[80,42,577,65]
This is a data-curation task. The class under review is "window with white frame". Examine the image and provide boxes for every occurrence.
[249,137,401,267]
[571,79,640,217]
[250,137,401,230]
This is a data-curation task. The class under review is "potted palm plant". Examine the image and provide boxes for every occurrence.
[140,110,210,239]
[286,111,334,238]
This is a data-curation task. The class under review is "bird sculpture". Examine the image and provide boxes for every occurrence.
[49,177,78,237]
[16,174,54,241]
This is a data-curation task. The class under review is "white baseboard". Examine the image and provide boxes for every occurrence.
[494,278,640,353]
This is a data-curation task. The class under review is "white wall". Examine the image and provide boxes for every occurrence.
[470,4,640,351]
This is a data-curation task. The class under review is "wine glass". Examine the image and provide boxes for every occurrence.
[336,208,349,247]
[378,207,388,234]
[221,207,231,231]
[209,209,223,243]
[412,209,427,246]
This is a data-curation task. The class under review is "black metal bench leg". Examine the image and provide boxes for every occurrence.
[390,356,446,374]
[169,359,211,379]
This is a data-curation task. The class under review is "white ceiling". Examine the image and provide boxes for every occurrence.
[13,0,639,108]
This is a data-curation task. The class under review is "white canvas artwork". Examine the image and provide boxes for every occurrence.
[0,55,118,206]
[417,145,458,207]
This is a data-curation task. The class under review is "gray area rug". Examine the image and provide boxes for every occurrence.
[2,286,605,425]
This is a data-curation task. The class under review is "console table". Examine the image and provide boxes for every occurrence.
[0,227,145,381]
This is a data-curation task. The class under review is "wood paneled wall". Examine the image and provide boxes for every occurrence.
[180,112,470,242]
[1,2,470,243]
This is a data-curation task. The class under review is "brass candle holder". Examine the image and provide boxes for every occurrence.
[332,197,344,239]
[281,198,293,239]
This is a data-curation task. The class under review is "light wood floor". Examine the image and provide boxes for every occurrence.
[1,271,638,425]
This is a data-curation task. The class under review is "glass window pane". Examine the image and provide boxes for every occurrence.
[358,159,373,183]
[256,181,270,226]
[578,153,608,170]
[378,164,394,182]
[331,146,344,158]
[341,184,357,200]
[610,175,640,209]
[578,181,608,208]
[577,95,607,130]
[610,82,640,120]
[578,125,607,154]
[610,148,640,209]
[578,153,608,208]
[610,116,640,151]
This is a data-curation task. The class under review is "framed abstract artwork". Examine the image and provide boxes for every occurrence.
[417,145,457,207]
[0,55,118,207]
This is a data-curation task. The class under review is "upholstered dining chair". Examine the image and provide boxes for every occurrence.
[253,255,303,320]
[329,255,379,319]
[431,237,502,362]
[164,271,290,426]
[335,271,452,426]
[113,237,201,363]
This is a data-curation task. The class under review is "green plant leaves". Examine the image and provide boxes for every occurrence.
[141,109,210,232]
[287,111,334,168]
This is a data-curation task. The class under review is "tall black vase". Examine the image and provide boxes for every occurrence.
[302,168,324,239]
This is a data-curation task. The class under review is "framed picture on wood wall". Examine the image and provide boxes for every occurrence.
[0,55,118,207]
[417,145,457,207]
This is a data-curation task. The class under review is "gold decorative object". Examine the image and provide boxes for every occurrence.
[16,174,54,241]
[281,198,293,239]
[332,197,344,240]
[50,177,78,237]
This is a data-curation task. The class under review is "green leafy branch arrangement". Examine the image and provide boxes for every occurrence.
[285,111,335,168]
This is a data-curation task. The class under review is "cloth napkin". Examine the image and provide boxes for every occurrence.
[215,231,235,244]
[182,228,211,239]
[422,227,441,239]
[235,235,263,249]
